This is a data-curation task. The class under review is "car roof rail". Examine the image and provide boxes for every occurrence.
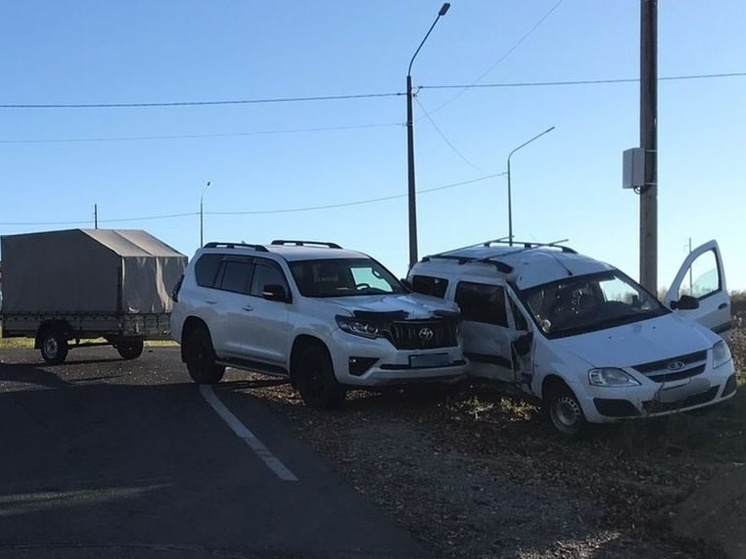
[420,253,514,274]
[480,238,577,254]
[270,240,342,249]
[202,242,269,252]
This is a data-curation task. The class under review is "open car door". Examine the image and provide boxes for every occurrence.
[664,239,731,337]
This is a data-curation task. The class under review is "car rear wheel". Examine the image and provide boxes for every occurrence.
[295,345,345,409]
[184,328,225,384]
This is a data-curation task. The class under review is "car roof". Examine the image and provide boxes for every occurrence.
[415,242,615,290]
[196,241,369,262]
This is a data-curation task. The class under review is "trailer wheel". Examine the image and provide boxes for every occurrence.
[40,330,69,365]
[184,328,225,384]
[116,340,144,360]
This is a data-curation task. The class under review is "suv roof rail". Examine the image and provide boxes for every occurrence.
[480,238,577,254]
[270,239,342,249]
[203,242,269,252]
[420,254,514,274]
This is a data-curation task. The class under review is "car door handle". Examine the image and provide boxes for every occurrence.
[205,299,218,305]
[242,305,254,312]
[718,303,728,310]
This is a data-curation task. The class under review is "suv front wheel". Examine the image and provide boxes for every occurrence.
[295,345,345,410]
[184,328,225,384]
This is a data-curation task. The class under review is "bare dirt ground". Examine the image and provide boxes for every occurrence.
[232,326,746,559]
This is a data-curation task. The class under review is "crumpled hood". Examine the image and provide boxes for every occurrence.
[327,293,458,320]
[552,313,717,368]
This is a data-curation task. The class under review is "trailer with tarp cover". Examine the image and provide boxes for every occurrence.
[0,229,187,364]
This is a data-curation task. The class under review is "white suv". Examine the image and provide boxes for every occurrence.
[171,240,466,408]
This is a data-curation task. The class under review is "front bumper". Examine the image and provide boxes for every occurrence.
[327,328,467,387]
[575,361,736,423]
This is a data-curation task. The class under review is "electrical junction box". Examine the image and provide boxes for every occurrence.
[623,147,645,189]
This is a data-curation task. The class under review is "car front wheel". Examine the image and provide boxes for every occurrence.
[547,383,587,438]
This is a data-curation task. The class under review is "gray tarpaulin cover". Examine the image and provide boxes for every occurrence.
[1,229,187,314]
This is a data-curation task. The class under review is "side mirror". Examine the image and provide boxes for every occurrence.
[262,284,290,303]
[671,294,699,310]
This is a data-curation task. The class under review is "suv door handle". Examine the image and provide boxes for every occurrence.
[205,299,218,305]
[718,302,728,310]
[242,305,254,312]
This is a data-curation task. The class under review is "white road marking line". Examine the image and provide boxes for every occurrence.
[199,385,298,482]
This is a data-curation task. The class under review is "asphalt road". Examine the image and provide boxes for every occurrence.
[0,346,428,559]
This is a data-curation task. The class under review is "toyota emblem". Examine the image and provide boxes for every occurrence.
[666,360,686,371]
[418,327,434,341]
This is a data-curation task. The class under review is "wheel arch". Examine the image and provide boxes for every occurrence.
[541,373,569,401]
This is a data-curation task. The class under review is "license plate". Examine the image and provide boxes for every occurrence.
[409,353,450,368]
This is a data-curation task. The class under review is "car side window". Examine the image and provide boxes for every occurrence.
[250,260,288,298]
[194,254,224,288]
[455,282,508,327]
[411,275,449,298]
[219,259,253,294]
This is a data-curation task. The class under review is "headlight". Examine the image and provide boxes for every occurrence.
[588,367,641,387]
[335,315,388,339]
[713,340,732,368]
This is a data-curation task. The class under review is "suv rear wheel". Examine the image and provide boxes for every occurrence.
[295,345,345,409]
[184,328,225,384]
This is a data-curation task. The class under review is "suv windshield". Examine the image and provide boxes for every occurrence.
[521,270,669,338]
[290,258,405,298]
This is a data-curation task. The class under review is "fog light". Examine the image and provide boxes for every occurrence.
[349,357,378,376]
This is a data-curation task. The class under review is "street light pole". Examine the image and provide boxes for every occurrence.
[406,2,450,268]
[199,180,212,247]
[506,126,555,246]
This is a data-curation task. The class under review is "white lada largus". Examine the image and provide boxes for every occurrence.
[407,239,735,436]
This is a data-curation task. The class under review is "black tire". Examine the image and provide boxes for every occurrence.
[546,383,587,438]
[116,340,144,360]
[295,345,345,410]
[40,329,69,365]
[184,328,225,384]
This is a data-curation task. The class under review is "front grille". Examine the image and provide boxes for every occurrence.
[389,320,458,350]
[633,350,707,384]
[648,364,706,383]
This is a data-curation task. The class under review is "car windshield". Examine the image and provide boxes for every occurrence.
[289,258,405,298]
[520,270,669,339]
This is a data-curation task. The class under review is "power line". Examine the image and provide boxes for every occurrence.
[421,71,746,90]
[0,172,505,226]
[0,91,403,110]
[0,122,402,145]
[414,97,483,172]
[425,0,566,113]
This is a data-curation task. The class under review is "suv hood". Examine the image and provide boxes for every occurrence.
[327,293,459,320]
[553,313,716,368]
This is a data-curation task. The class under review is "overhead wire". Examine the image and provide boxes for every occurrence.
[414,96,484,172]
[0,172,506,226]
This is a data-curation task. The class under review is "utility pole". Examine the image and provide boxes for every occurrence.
[639,0,658,292]
[94,204,98,229]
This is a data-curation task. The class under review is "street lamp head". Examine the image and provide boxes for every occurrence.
[438,3,451,16]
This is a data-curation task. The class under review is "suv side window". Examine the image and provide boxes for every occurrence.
[250,259,288,297]
[195,254,224,288]
[411,275,449,298]
[455,282,508,327]
[219,259,253,294]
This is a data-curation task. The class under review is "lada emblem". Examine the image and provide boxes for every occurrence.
[419,327,434,341]
[667,360,686,371]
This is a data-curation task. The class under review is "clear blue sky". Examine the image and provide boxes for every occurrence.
[1,0,744,291]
